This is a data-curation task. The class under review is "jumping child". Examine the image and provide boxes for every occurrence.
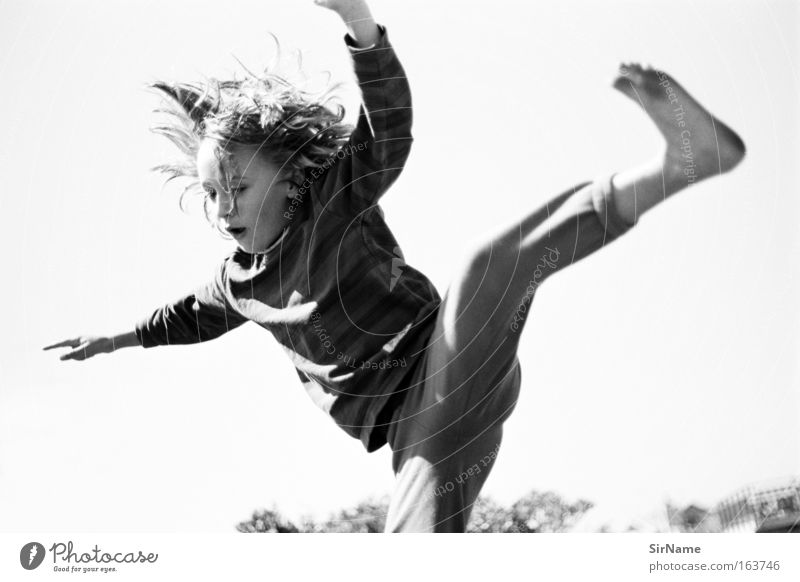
[44,0,745,532]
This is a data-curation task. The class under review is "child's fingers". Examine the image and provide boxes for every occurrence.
[43,338,81,350]
[60,345,89,361]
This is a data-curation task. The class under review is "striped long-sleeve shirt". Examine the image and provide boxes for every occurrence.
[135,26,442,452]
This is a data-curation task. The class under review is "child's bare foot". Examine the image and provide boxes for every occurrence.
[613,63,745,186]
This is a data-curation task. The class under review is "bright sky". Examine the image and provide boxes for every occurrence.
[1,0,797,532]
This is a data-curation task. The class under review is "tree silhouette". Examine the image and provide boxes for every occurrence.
[237,490,592,533]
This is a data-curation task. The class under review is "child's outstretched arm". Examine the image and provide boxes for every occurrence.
[43,331,139,361]
[312,0,413,213]
[46,263,249,361]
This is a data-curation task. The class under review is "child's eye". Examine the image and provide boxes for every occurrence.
[203,186,245,202]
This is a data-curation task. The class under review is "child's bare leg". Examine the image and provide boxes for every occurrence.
[425,64,745,418]
[610,64,746,224]
[384,64,745,533]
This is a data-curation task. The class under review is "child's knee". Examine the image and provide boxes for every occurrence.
[592,175,639,239]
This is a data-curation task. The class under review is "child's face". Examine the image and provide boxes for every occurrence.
[196,139,294,253]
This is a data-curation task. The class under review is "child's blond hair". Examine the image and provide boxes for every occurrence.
[151,42,352,229]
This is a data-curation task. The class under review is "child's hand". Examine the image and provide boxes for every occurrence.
[313,0,362,15]
[43,331,138,361]
[43,336,115,361]
[314,0,379,48]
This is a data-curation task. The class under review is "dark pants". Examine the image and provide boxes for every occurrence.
[384,176,637,532]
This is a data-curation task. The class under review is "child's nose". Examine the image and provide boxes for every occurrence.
[216,193,235,219]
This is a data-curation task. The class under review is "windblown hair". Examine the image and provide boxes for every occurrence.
[151,40,352,228]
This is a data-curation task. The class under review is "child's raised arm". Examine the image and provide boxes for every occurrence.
[311,0,414,213]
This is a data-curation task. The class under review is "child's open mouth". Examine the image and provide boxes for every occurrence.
[227,227,246,237]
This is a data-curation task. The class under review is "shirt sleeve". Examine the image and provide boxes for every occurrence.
[135,260,248,348]
[310,25,413,214]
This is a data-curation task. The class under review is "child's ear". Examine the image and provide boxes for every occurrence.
[152,82,213,127]
[285,180,300,199]
[283,171,305,198]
